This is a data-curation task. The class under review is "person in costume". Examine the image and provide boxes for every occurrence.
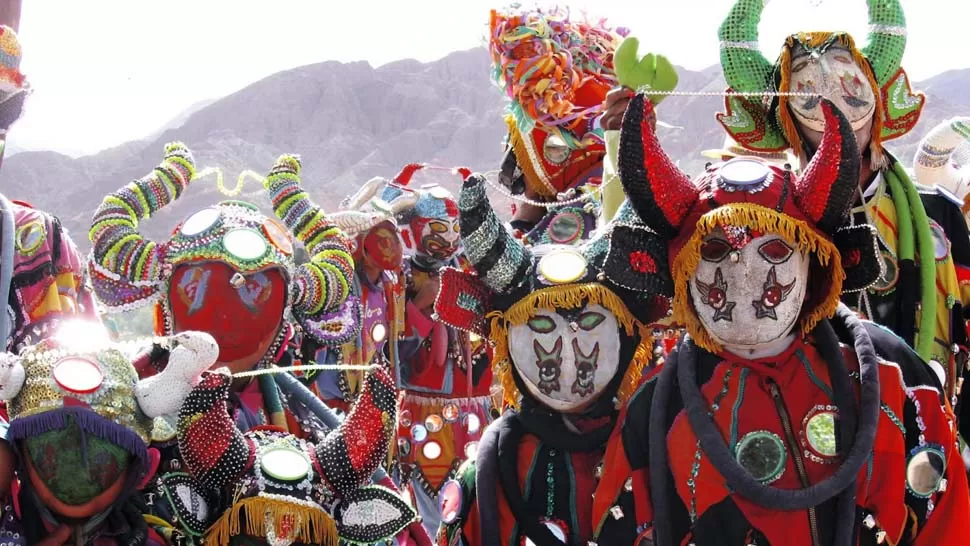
[174,362,419,546]
[488,7,623,237]
[914,117,970,223]
[433,164,667,545]
[370,164,497,538]
[713,0,970,408]
[0,322,218,546]
[88,145,364,542]
[608,91,970,545]
[309,178,416,412]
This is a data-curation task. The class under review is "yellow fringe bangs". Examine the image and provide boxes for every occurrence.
[487,283,654,411]
[207,497,338,546]
[778,32,886,170]
[671,203,845,353]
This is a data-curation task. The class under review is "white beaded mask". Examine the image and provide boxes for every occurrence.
[689,230,810,349]
[789,44,876,134]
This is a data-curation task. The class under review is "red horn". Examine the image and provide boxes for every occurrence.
[618,93,698,238]
[394,163,426,185]
[793,99,860,234]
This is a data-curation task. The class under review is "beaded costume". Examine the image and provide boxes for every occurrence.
[87,145,362,543]
[370,165,497,538]
[174,363,417,546]
[716,0,970,405]
[608,92,970,545]
[434,168,667,545]
[0,324,218,546]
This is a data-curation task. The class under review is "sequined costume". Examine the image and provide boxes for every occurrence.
[716,0,970,407]
[434,168,667,545]
[87,145,362,543]
[0,324,217,546]
[173,360,417,546]
[369,165,497,538]
[607,93,970,545]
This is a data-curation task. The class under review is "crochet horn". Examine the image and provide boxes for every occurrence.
[340,176,387,211]
[89,142,195,285]
[914,117,970,200]
[264,155,355,316]
[792,99,861,234]
[861,0,907,86]
[617,93,698,238]
[134,331,219,418]
[458,174,534,294]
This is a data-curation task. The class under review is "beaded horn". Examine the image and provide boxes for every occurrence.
[914,117,970,200]
[177,365,399,495]
[719,0,906,93]
[620,93,859,237]
[457,174,534,297]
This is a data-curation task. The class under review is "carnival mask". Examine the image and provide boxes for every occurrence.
[789,43,876,137]
[417,217,461,261]
[169,263,287,364]
[362,221,403,271]
[507,303,620,412]
[690,230,810,349]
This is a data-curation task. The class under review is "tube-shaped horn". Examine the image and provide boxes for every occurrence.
[861,0,907,86]
[387,191,420,215]
[0,352,25,401]
[264,155,356,317]
[617,93,698,238]
[134,331,219,418]
[340,177,387,211]
[718,0,774,94]
[393,163,425,185]
[793,100,860,234]
[458,174,534,293]
[314,366,398,497]
[177,369,250,490]
[914,117,970,199]
[89,143,194,284]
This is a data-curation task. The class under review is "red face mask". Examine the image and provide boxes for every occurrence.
[169,263,286,364]
[361,222,404,271]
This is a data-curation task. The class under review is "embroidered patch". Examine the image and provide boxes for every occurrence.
[800,405,839,463]
[570,338,599,397]
[604,223,673,295]
[335,485,418,545]
[434,267,491,336]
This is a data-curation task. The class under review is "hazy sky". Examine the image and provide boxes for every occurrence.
[8,0,969,156]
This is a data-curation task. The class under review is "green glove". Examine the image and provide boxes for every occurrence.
[613,37,678,105]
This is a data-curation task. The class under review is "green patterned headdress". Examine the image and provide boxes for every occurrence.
[716,0,924,166]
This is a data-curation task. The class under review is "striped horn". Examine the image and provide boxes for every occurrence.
[914,117,970,200]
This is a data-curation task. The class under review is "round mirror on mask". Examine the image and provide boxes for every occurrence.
[507,304,621,413]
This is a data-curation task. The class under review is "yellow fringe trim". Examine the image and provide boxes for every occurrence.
[206,497,338,546]
[671,203,845,354]
[505,115,556,199]
[487,283,653,411]
[778,32,886,170]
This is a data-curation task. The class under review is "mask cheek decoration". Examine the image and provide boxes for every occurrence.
[506,304,621,413]
[689,233,810,349]
[788,47,876,132]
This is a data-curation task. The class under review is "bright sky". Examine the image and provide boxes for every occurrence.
[8,0,969,156]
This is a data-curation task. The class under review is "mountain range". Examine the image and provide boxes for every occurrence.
[2,47,968,254]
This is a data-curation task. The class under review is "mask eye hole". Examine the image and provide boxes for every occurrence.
[577,311,605,331]
[701,239,732,263]
[527,316,556,334]
[758,239,795,264]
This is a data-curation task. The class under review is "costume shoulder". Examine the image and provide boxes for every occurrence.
[621,376,656,470]
[860,319,945,395]
[915,182,970,268]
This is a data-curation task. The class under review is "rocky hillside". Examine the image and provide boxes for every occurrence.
[2,47,968,253]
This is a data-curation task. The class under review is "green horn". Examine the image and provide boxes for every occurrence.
[861,0,907,86]
[718,0,774,93]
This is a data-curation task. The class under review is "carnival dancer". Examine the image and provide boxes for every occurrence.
[0,322,218,546]
[711,0,970,407]
[370,165,497,538]
[309,178,417,412]
[433,163,668,545]
[174,361,419,546]
[607,92,970,545]
[87,145,364,543]
[488,7,626,237]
